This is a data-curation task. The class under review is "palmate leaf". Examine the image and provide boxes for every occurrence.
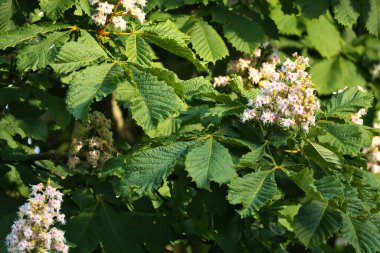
[286,168,318,197]
[16,31,70,72]
[51,30,108,74]
[305,15,342,58]
[294,200,342,248]
[39,0,75,21]
[317,123,370,156]
[0,23,70,50]
[125,34,153,66]
[66,63,124,119]
[268,0,303,36]
[0,0,15,31]
[189,19,228,63]
[139,20,207,71]
[120,142,189,196]
[344,186,369,217]
[332,0,360,28]
[227,170,277,217]
[323,87,374,116]
[185,138,237,189]
[129,67,181,130]
[341,214,380,253]
[303,141,342,169]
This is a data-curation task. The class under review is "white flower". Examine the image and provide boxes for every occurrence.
[92,12,107,26]
[98,2,114,14]
[112,16,127,31]
[6,183,68,253]
[213,76,230,88]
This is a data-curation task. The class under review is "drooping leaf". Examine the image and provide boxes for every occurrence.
[0,23,70,50]
[286,168,318,197]
[294,200,342,248]
[303,141,342,169]
[341,214,380,253]
[16,31,70,72]
[129,67,181,130]
[0,0,15,31]
[227,170,277,217]
[51,30,108,74]
[125,34,153,66]
[189,19,228,63]
[311,57,366,95]
[120,142,189,196]
[66,63,124,119]
[39,0,75,21]
[363,0,380,38]
[140,20,207,71]
[317,123,370,155]
[332,0,360,28]
[305,15,342,58]
[185,138,237,189]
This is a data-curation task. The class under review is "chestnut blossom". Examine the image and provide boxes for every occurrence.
[90,0,147,27]
[6,183,68,253]
[112,16,127,31]
[242,54,320,132]
[213,76,230,88]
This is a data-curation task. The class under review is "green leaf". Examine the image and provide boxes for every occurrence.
[66,204,101,253]
[315,176,344,199]
[323,87,373,116]
[237,144,265,168]
[286,168,318,196]
[303,141,342,169]
[120,142,189,196]
[305,15,342,57]
[51,30,108,74]
[268,0,303,36]
[182,76,216,98]
[344,186,369,217]
[227,170,277,217]
[295,0,330,19]
[16,31,70,72]
[66,200,143,253]
[332,0,359,28]
[66,63,124,119]
[140,20,207,71]
[129,67,181,130]
[223,19,264,54]
[317,123,369,155]
[189,19,228,63]
[39,0,75,21]
[0,0,15,31]
[125,34,153,66]
[185,138,237,189]
[311,57,366,95]
[341,214,380,253]
[294,200,342,248]
[0,23,70,50]
[363,0,380,37]
[98,202,143,253]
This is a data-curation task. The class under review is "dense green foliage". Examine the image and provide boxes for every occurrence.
[1,0,380,252]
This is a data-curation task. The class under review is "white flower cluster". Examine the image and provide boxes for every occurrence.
[6,183,68,253]
[241,53,320,132]
[213,41,279,88]
[90,0,146,30]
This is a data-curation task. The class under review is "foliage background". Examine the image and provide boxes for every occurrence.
[1,0,380,252]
